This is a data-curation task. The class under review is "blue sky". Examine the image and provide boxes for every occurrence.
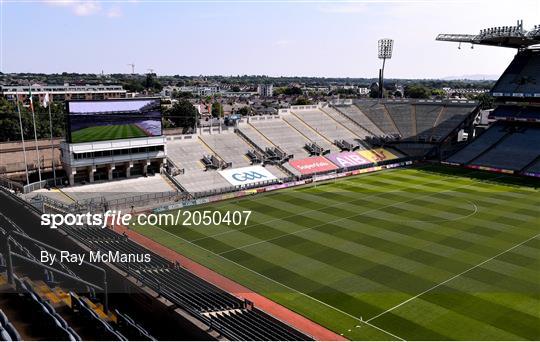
[1,0,539,78]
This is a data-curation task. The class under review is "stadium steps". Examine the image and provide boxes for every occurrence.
[198,136,226,164]
[234,129,265,154]
[246,123,279,148]
[318,107,362,139]
[382,104,404,137]
[280,115,319,145]
[467,131,513,165]
[353,104,388,135]
[288,111,334,145]
[333,106,380,137]
[520,154,540,173]
[30,278,117,322]
[425,106,446,140]
[411,104,418,138]
[54,187,77,204]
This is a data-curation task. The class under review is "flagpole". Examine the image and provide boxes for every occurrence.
[46,93,57,184]
[16,94,30,186]
[29,85,42,183]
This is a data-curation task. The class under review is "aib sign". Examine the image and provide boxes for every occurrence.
[325,152,370,168]
[219,166,278,186]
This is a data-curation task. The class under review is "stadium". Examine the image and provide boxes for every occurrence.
[1,19,540,341]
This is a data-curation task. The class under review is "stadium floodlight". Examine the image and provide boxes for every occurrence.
[377,38,394,99]
[378,38,394,59]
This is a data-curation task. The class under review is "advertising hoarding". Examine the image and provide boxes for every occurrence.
[219,166,277,186]
[288,156,338,175]
[325,151,370,168]
[357,148,398,163]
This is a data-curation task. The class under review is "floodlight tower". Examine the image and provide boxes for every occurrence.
[377,38,394,99]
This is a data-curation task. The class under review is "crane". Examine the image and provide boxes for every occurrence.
[127,63,135,74]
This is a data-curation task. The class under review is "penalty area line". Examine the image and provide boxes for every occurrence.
[366,232,540,324]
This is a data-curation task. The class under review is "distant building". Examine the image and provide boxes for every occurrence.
[257,84,273,97]
[0,84,127,103]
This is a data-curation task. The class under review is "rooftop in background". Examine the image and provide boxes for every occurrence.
[436,20,540,49]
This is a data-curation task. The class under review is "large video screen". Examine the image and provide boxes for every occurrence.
[67,98,162,143]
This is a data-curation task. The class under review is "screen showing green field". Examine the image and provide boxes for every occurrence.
[67,98,162,143]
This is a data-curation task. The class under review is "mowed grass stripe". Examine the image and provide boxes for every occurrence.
[180,169,487,245]
[134,166,540,340]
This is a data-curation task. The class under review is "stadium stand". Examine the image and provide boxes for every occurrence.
[320,107,372,139]
[236,123,276,151]
[280,114,338,153]
[489,105,540,121]
[0,214,155,341]
[471,126,540,171]
[431,105,475,141]
[414,103,443,139]
[61,225,311,341]
[525,157,540,174]
[0,308,21,341]
[491,49,540,96]
[334,104,385,137]
[355,101,400,135]
[199,132,252,167]
[167,138,212,173]
[384,103,415,139]
[249,117,310,157]
[446,123,509,164]
[289,108,361,143]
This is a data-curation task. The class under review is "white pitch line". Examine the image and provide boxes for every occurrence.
[217,177,493,255]
[143,222,406,341]
[366,232,540,323]
[190,168,481,243]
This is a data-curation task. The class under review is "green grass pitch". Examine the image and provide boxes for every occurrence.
[133,165,540,340]
[71,124,147,143]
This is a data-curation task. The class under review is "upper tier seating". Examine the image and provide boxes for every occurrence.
[492,49,540,95]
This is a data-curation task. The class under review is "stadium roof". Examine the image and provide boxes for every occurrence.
[436,20,540,49]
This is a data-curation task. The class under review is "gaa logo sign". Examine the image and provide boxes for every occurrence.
[232,171,267,182]
[219,166,277,186]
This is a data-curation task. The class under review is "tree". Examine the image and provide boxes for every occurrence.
[475,93,494,110]
[404,84,431,99]
[165,100,198,133]
[122,79,144,93]
[143,74,163,92]
[293,97,311,105]
[237,106,251,116]
[211,102,223,118]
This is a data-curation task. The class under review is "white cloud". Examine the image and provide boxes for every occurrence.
[72,1,101,16]
[43,0,104,17]
[106,6,122,18]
